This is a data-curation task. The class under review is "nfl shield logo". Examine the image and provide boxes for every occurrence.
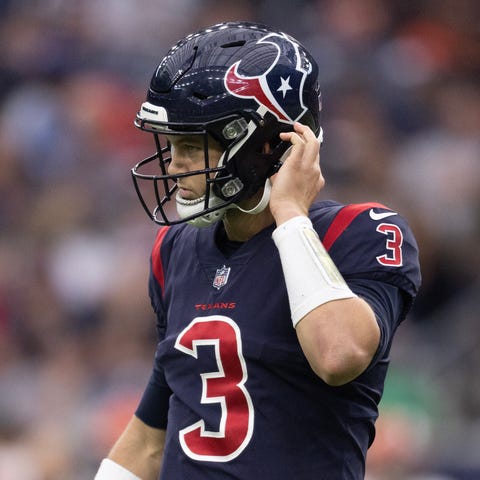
[213,265,231,290]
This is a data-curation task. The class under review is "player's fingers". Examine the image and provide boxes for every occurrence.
[296,124,321,165]
[283,123,319,154]
[279,130,306,166]
[295,123,319,146]
[280,130,305,146]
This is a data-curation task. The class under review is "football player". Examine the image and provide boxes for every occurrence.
[95,21,421,480]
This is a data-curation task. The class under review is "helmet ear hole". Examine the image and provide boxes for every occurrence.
[262,142,271,154]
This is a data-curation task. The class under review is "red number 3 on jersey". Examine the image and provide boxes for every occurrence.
[175,316,254,462]
[376,223,403,267]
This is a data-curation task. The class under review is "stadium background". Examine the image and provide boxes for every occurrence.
[0,0,479,478]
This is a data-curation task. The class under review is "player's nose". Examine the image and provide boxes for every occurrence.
[167,151,188,176]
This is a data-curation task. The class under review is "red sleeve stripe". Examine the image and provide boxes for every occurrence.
[322,202,388,251]
[151,227,170,292]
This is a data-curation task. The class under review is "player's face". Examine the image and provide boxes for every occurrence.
[166,134,224,200]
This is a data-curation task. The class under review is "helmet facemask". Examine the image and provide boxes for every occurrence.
[131,107,288,227]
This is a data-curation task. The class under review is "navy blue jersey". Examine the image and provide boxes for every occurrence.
[136,201,421,479]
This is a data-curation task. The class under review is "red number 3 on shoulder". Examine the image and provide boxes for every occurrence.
[376,223,403,267]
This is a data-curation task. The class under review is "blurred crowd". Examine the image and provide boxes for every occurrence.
[0,0,479,478]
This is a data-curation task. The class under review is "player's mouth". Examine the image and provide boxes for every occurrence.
[176,183,206,203]
[176,185,198,200]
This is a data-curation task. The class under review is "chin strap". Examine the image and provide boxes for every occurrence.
[177,192,229,228]
[179,178,272,228]
[235,178,272,215]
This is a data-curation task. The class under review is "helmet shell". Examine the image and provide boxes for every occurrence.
[132,22,322,226]
[146,21,320,135]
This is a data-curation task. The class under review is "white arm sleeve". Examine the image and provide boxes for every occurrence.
[272,216,357,326]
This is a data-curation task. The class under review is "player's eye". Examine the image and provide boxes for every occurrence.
[170,142,202,157]
[184,144,203,152]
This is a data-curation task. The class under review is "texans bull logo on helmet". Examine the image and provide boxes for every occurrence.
[224,33,310,124]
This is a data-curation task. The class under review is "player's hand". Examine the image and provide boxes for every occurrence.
[269,122,324,225]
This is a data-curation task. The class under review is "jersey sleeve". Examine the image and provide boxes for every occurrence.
[348,278,405,367]
[135,353,172,429]
[319,203,421,310]
[148,226,171,338]
[315,203,421,367]
[135,226,173,428]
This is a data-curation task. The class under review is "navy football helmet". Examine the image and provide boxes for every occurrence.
[132,21,322,227]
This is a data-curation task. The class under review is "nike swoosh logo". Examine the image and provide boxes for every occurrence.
[369,209,398,221]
